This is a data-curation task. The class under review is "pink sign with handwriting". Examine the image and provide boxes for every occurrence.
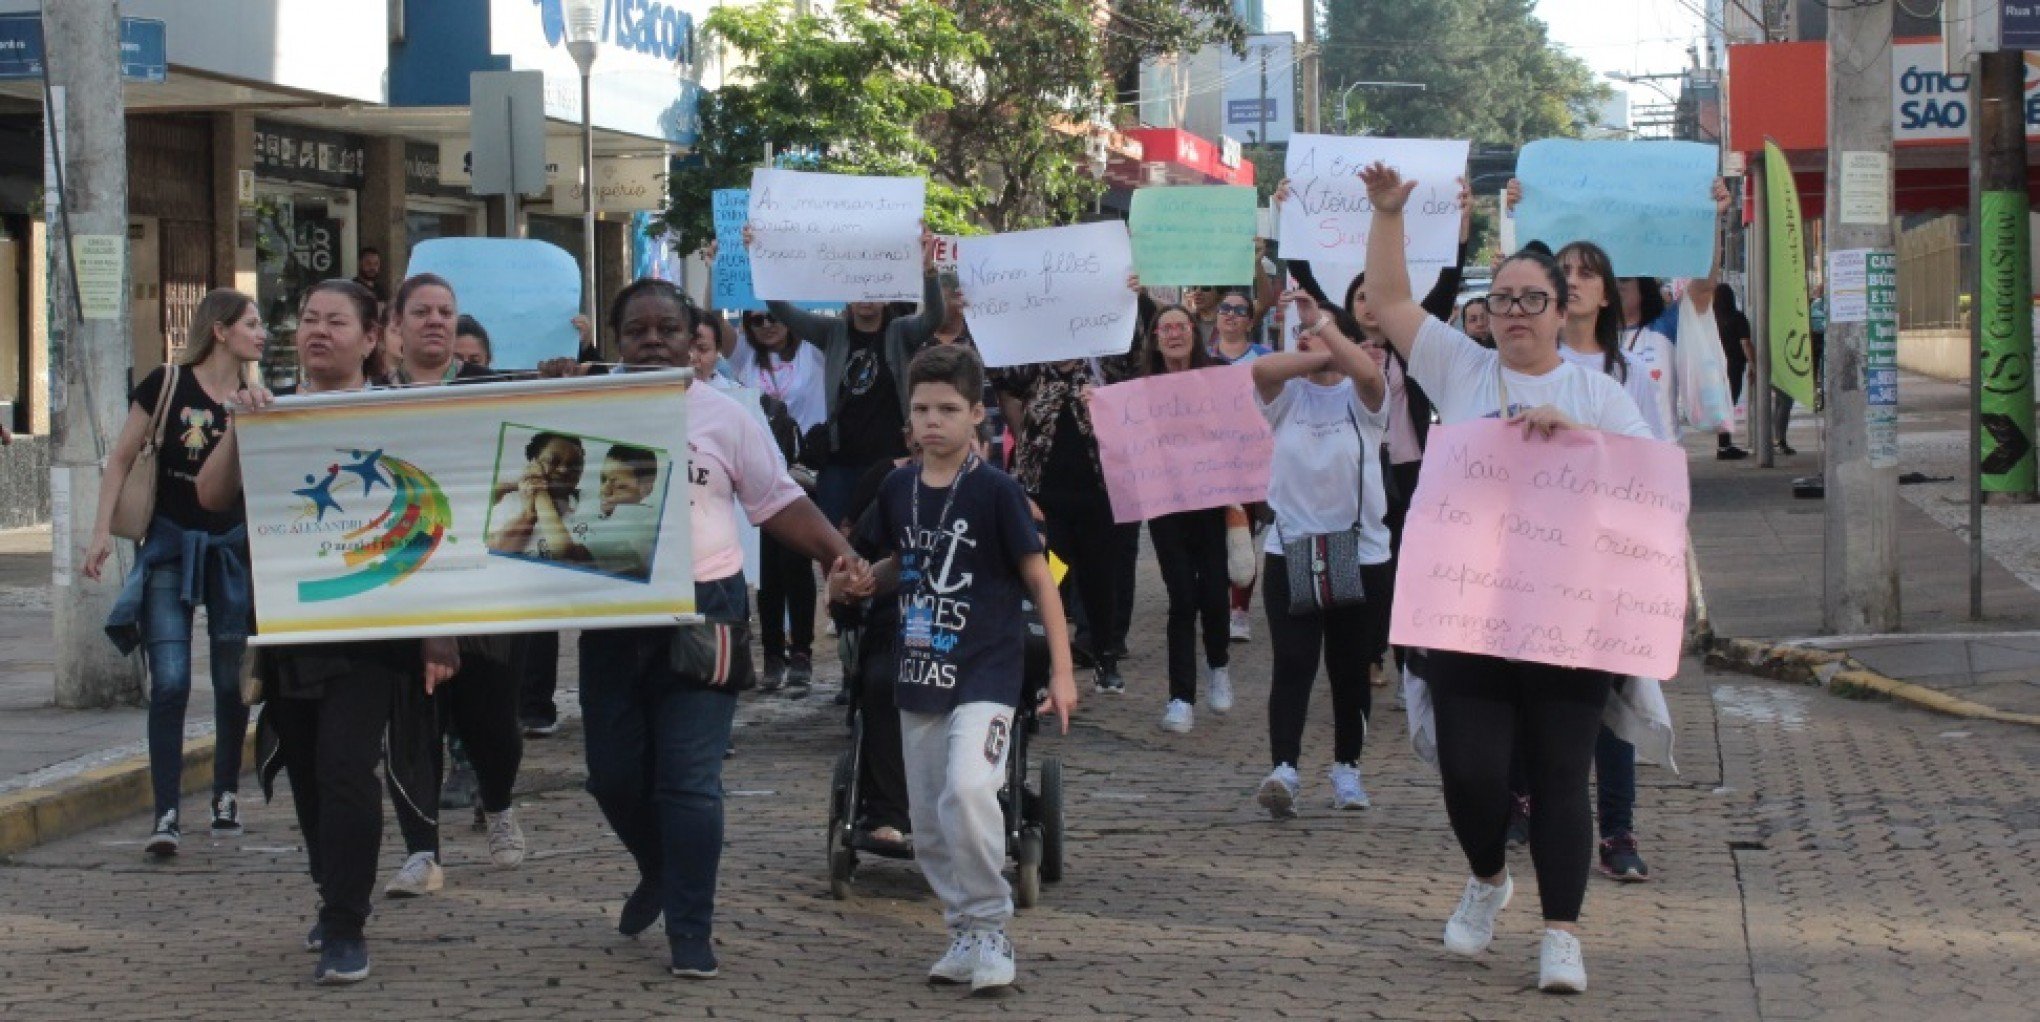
[1390,419,1692,681]
[1090,365,1273,523]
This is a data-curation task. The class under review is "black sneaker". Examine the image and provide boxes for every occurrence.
[669,936,720,979]
[1094,665,1125,694]
[314,936,371,985]
[210,792,243,836]
[521,717,559,738]
[145,809,180,858]
[304,918,324,953]
[440,761,478,810]
[784,652,814,697]
[1599,835,1650,882]
[1506,794,1531,850]
[759,654,787,693]
[1715,445,1750,461]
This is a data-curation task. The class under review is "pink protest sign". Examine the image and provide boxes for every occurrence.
[1389,419,1692,681]
[1090,365,1273,523]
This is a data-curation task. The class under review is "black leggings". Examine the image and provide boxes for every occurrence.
[1426,649,1614,923]
[757,533,816,662]
[854,633,910,834]
[392,633,527,856]
[1264,555,1394,768]
[1036,488,1122,673]
[1149,509,1230,702]
[267,664,399,942]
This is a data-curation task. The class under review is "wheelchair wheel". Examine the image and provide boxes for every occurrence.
[1014,828,1043,909]
[827,751,857,900]
[1039,756,1065,883]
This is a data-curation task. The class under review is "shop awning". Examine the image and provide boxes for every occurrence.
[1124,128,1256,188]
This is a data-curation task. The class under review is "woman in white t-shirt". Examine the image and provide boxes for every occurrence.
[730,309,827,435]
[1617,277,1679,442]
[1246,289,1393,819]
[1358,162,1655,996]
[1552,241,1670,442]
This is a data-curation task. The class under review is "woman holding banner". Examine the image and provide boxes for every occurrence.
[1243,291,1392,816]
[377,273,533,900]
[1136,306,1235,733]
[86,289,266,856]
[567,277,865,979]
[1359,162,1656,994]
[195,278,462,985]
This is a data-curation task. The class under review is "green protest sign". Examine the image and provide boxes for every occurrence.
[1129,186,1259,286]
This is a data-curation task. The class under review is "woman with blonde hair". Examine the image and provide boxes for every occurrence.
[85,288,267,856]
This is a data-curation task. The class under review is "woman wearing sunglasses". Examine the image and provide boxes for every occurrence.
[1358,162,1655,995]
[1207,287,1271,366]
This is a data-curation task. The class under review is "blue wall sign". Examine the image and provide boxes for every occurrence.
[0,15,166,83]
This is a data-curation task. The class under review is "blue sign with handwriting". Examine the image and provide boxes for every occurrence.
[1514,140,1719,279]
[406,238,582,370]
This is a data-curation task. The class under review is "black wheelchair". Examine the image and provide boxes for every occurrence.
[825,606,1066,907]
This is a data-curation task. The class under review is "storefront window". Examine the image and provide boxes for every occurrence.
[255,187,354,387]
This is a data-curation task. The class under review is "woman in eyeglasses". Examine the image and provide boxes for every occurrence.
[1357,163,1656,996]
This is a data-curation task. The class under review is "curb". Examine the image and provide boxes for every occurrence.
[0,733,253,857]
[1701,633,2040,729]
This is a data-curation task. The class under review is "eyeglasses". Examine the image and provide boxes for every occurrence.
[1479,291,1553,317]
[746,314,778,326]
[1216,303,1252,316]
[1187,286,1214,294]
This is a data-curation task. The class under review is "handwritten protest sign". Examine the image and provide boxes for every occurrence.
[712,188,762,311]
[1090,365,1273,523]
[1278,134,1470,287]
[956,221,1139,368]
[746,168,925,302]
[1389,420,1691,680]
[1514,139,1719,279]
[405,238,580,369]
[1129,185,1259,285]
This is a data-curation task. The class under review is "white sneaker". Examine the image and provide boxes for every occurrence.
[485,808,526,866]
[1255,764,1300,819]
[1328,762,1371,810]
[1538,929,1588,993]
[927,929,980,985]
[1228,608,1251,642]
[1442,873,1513,954]
[384,851,443,898]
[1206,666,1234,714]
[970,930,1016,993]
[1159,699,1194,733]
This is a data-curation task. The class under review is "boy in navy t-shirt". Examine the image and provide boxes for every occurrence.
[834,344,1077,994]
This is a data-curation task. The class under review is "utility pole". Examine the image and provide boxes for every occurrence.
[1300,0,1320,134]
[1822,0,1899,632]
[1257,45,1269,154]
[46,0,142,706]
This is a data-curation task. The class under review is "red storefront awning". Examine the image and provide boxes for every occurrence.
[1123,127,1256,187]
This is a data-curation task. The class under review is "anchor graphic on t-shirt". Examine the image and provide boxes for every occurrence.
[927,519,978,595]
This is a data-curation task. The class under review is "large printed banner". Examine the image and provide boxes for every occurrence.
[1089,365,1273,523]
[238,373,697,644]
[746,168,925,302]
[1279,134,1469,291]
[956,220,1139,368]
[1514,139,1719,279]
[1389,420,1691,681]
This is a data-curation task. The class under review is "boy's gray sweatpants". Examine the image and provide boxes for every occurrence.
[901,701,1014,933]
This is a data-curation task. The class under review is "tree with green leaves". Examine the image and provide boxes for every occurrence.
[1316,0,1610,144]
[663,0,1246,248]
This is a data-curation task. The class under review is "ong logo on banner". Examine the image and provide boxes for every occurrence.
[268,447,451,603]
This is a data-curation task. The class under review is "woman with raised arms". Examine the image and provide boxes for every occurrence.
[1357,162,1652,995]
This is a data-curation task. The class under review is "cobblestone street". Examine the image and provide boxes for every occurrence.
[2,609,2035,1020]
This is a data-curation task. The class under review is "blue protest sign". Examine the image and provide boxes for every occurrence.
[1514,140,1719,279]
[405,238,582,369]
[712,188,762,311]
[0,15,166,82]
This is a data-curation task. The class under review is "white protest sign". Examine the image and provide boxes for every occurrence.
[746,168,925,302]
[956,221,1139,368]
[1279,134,1469,284]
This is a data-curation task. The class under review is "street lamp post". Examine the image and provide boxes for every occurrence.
[565,0,601,349]
[1334,80,1425,135]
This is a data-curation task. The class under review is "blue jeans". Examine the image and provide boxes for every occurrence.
[578,576,747,941]
[815,463,866,531]
[144,565,249,817]
[1595,725,1636,840]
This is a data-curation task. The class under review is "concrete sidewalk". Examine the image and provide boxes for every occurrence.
[1688,373,2040,719]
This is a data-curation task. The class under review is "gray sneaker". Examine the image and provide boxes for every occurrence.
[970,930,1016,994]
[485,808,526,866]
[926,929,980,985]
[383,851,443,897]
[1256,765,1300,819]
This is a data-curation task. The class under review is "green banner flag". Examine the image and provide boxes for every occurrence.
[1128,185,1259,286]
[1763,142,1816,409]
[1979,189,2036,493]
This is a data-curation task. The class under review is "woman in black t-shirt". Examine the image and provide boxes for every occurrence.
[83,288,266,857]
